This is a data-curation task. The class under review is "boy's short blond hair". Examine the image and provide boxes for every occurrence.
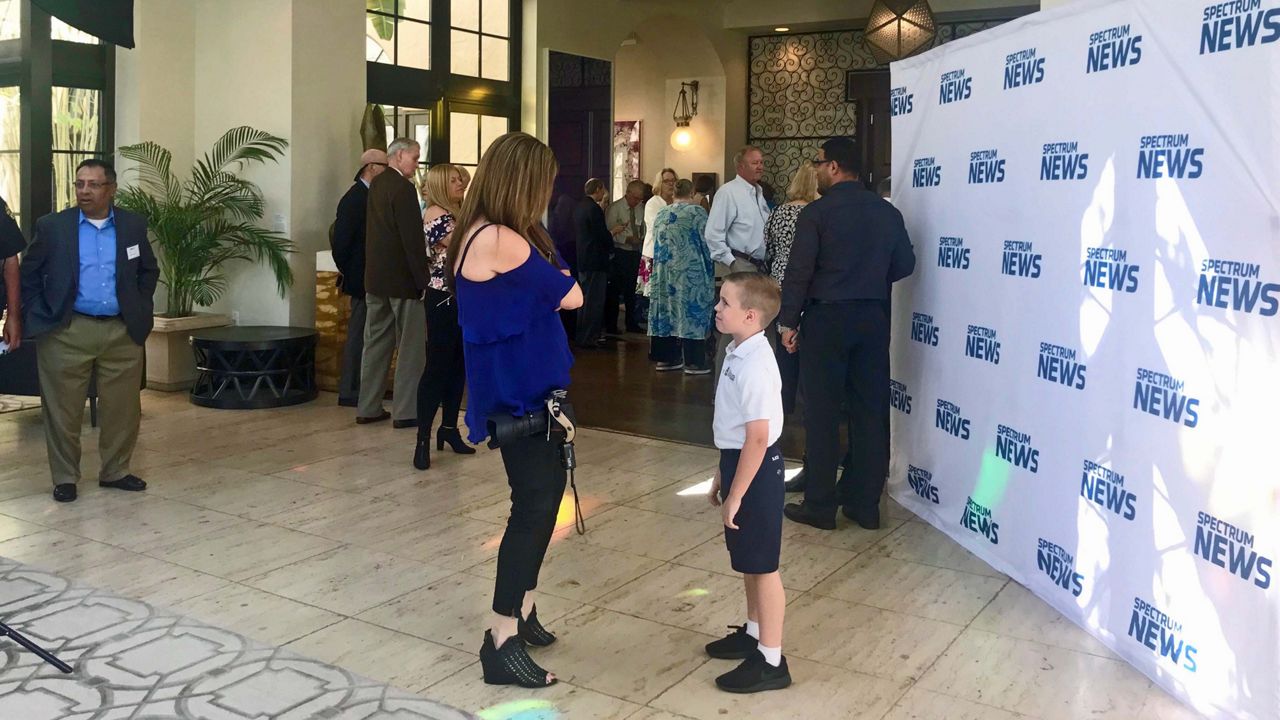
[724,272,781,327]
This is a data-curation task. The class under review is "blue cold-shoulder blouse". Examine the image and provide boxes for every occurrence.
[455,225,576,444]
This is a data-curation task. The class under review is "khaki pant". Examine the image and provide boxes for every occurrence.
[37,314,144,487]
[358,293,426,421]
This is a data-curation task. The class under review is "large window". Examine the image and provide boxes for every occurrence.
[450,0,509,81]
[366,0,430,70]
[366,0,519,172]
[52,87,102,211]
[0,1,113,229]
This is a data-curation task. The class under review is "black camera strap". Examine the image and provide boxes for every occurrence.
[547,392,585,535]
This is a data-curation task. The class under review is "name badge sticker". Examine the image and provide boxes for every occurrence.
[126,245,140,260]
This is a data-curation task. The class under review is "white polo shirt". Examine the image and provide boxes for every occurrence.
[713,332,784,450]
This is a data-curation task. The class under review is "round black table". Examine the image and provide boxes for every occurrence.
[189,326,318,409]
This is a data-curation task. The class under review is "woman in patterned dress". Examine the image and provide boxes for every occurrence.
[648,179,715,374]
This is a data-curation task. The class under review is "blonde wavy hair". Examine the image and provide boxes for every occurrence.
[421,163,463,216]
[787,162,819,203]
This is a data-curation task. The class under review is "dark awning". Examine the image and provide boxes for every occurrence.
[32,0,134,49]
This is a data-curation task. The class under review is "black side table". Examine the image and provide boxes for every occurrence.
[189,326,318,409]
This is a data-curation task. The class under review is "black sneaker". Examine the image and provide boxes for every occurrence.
[715,649,792,693]
[705,625,757,660]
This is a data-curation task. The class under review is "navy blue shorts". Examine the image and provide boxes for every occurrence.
[718,444,785,574]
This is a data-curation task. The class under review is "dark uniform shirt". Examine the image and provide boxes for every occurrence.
[778,181,915,328]
[0,202,25,313]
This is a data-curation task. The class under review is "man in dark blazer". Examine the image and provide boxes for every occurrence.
[330,148,387,407]
[358,137,429,427]
[20,159,159,503]
[574,178,613,348]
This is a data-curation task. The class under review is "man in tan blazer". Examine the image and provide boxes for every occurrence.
[357,137,429,426]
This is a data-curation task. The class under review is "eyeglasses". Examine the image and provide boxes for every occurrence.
[74,180,114,190]
[811,158,833,166]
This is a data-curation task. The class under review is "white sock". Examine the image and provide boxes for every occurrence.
[758,643,782,667]
[745,620,760,639]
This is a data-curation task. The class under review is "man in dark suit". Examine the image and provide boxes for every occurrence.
[330,148,387,408]
[358,137,429,427]
[574,178,613,348]
[20,159,159,503]
[778,137,915,531]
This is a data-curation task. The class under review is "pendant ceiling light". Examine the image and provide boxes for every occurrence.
[864,0,937,62]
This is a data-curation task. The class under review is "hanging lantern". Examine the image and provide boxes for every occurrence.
[864,0,937,62]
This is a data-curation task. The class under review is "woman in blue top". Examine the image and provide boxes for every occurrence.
[447,132,583,689]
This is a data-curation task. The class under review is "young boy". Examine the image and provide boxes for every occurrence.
[705,272,791,693]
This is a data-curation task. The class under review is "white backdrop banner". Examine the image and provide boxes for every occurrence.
[888,0,1280,717]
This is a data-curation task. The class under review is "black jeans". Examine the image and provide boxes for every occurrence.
[606,249,642,332]
[650,335,707,367]
[800,301,890,514]
[492,430,568,616]
[416,288,466,440]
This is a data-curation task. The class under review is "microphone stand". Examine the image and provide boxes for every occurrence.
[0,621,73,673]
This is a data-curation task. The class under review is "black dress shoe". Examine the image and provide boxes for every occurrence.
[715,650,792,694]
[355,410,391,425]
[337,397,358,408]
[392,418,418,429]
[53,484,77,503]
[843,505,881,530]
[705,625,757,660]
[100,475,147,492]
[783,470,806,493]
[784,502,836,530]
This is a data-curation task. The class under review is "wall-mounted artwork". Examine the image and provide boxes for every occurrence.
[612,120,641,199]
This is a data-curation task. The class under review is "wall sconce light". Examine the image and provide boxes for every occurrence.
[864,0,936,61]
[670,80,699,151]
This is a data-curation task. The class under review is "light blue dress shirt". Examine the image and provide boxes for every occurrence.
[704,174,771,266]
[74,209,120,316]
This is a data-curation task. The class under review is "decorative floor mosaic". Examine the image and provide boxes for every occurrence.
[0,558,474,720]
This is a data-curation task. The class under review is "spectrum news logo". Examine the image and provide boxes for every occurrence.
[995,424,1039,473]
[937,236,969,270]
[1002,241,1041,278]
[1196,258,1279,316]
[906,465,939,504]
[935,398,970,440]
[968,149,1006,184]
[939,68,972,104]
[1041,141,1089,181]
[891,86,914,116]
[1138,134,1204,179]
[913,157,942,188]
[1037,538,1084,597]
[1194,511,1272,589]
[1038,342,1086,391]
[1201,0,1280,55]
[960,496,999,544]
[964,325,1000,365]
[890,379,912,415]
[1087,24,1143,73]
[1083,247,1140,293]
[911,312,939,346]
[1128,597,1197,673]
[1004,47,1044,89]
[1133,368,1200,428]
[1081,460,1137,521]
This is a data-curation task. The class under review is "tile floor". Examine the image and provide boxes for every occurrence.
[0,391,1205,720]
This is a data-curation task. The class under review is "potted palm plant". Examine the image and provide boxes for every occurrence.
[116,126,293,390]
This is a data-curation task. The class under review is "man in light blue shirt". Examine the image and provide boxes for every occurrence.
[706,146,771,274]
[75,208,120,317]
